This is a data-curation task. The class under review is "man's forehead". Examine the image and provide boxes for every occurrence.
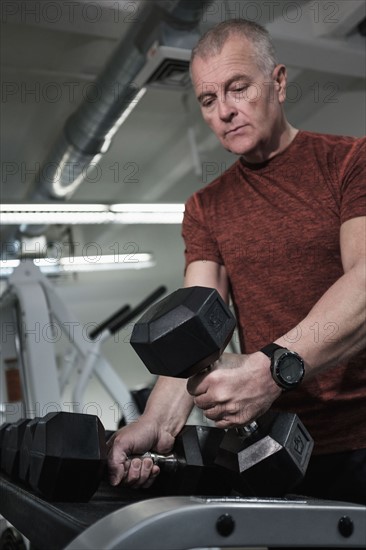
[191,37,257,87]
[191,58,257,99]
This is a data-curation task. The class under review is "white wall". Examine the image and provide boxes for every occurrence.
[300,89,366,137]
[54,223,185,429]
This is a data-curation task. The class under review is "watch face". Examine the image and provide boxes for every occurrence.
[275,352,304,388]
[280,355,303,384]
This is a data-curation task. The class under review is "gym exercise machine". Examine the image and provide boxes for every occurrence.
[1,275,365,548]
[1,409,365,549]
[0,409,365,549]
[0,260,164,424]
[0,473,365,549]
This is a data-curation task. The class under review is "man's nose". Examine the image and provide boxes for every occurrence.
[218,97,237,121]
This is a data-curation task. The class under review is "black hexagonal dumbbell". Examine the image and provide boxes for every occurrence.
[1,419,30,479]
[29,412,107,501]
[19,417,40,484]
[0,422,11,468]
[130,286,314,497]
[142,424,232,496]
[214,409,314,496]
[131,286,236,378]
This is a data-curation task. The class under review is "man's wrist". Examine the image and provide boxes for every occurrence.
[259,344,305,391]
[251,351,283,398]
[143,377,193,438]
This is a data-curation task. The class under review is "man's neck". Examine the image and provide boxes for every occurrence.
[242,123,299,165]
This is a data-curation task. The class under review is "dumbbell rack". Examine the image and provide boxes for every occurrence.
[1,474,365,549]
[0,261,165,425]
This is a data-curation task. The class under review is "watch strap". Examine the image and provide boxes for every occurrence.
[260,343,285,358]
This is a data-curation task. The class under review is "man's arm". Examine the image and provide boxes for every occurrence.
[144,260,230,431]
[184,259,229,299]
[140,260,230,432]
[275,216,366,373]
[187,216,366,427]
[146,261,230,429]
[108,260,229,486]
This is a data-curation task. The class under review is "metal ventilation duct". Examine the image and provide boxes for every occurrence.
[0,0,213,254]
[24,0,213,203]
[134,46,192,91]
[0,0,213,258]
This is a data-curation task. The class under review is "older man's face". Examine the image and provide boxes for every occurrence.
[191,35,286,162]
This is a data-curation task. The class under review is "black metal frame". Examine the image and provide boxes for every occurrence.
[1,474,365,550]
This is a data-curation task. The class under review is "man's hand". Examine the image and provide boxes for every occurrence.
[187,352,282,428]
[107,415,175,488]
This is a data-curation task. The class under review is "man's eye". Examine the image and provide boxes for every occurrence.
[232,85,248,93]
[202,98,215,107]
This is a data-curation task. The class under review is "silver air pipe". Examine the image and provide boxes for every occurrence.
[26,0,180,202]
[2,0,213,248]
[25,0,213,203]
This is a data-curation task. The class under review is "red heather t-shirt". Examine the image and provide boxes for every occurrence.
[182,130,366,454]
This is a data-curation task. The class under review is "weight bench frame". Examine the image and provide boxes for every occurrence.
[1,474,365,549]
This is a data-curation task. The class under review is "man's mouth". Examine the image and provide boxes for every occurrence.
[225,125,247,136]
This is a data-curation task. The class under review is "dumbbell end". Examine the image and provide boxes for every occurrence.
[29,412,107,502]
[130,286,236,378]
[215,411,314,497]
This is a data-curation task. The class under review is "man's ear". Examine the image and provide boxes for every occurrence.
[272,64,287,103]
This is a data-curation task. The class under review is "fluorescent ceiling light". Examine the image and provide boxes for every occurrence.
[1,204,108,212]
[0,204,184,224]
[50,152,104,199]
[111,203,184,223]
[2,212,114,225]
[111,204,185,212]
[106,87,147,134]
[0,253,155,278]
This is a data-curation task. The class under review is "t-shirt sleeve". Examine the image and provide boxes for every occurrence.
[182,193,223,270]
[339,138,366,224]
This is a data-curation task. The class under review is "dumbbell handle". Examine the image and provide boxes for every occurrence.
[134,423,259,472]
[133,452,183,473]
[236,421,259,438]
[133,420,258,472]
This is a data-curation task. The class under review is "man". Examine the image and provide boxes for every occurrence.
[108,19,366,503]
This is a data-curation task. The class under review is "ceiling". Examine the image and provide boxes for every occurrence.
[1,0,365,304]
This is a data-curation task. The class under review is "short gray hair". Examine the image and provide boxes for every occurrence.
[191,19,278,76]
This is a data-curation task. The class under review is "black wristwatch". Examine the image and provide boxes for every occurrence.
[260,343,305,391]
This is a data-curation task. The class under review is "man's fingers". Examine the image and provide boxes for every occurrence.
[124,458,158,487]
[141,464,160,488]
[107,448,129,486]
[195,401,246,423]
[187,370,210,396]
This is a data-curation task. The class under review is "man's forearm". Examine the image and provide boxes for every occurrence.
[143,376,194,437]
[275,261,366,374]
